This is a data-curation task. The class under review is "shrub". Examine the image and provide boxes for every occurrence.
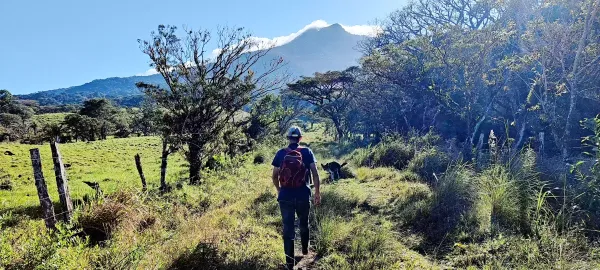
[408,130,442,150]
[76,191,154,243]
[349,147,372,167]
[473,165,520,234]
[349,141,415,170]
[416,164,478,242]
[372,142,415,170]
[407,147,449,184]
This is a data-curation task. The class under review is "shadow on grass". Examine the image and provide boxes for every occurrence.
[168,242,272,270]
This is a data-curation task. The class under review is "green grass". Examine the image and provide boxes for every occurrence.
[0,137,186,213]
[1,136,599,269]
[32,113,72,126]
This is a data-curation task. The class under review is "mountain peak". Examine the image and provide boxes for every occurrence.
[327,23,344,30]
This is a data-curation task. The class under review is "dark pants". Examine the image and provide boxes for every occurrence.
[279,199,310,269]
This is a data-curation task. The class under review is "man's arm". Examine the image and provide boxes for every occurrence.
[309,163,321,205]
[272,167,280,193]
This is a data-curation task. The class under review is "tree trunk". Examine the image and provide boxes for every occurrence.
[332,117,344,141]
[160,140,169,191]
[188,134,202,185]
[563,1,600,159]
[513,118,528,154]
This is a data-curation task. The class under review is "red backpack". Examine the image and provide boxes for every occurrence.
[278,147,308,188]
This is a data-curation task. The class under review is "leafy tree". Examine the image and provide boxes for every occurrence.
[131,98,163,136]
[0,113,25,141]
[287,67,356,140]
[80,98,117,140]
[520,0,600,159]
[0,90,13,109]
[243,94,298,141]
[63,114,99,142]
[137,25,285,184]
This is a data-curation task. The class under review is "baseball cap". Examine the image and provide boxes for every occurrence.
[286,126,303,138]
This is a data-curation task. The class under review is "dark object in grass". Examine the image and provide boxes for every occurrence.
[253,155,265,164]
[0,182,12,190]
[83,181,100,190]
[64,163,72,169]
[83,181,103,198]
[4,151,15,156]
[322,161,348,181]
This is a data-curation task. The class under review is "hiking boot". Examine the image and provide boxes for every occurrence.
[284,239,295,269]
[301,232,309,255]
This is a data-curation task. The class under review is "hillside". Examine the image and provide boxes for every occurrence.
[17,24,365,106]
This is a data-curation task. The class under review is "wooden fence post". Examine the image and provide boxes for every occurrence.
[135,154,147,191]
[30,148,56,229]
[50,142,73,222]
[160,140,168,191]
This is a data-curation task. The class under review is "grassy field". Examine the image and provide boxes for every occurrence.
[31,113,72,126]
[0,136,186,215]
[1,132,599,269]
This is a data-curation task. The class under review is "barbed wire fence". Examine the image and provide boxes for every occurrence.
[24,141,152,230]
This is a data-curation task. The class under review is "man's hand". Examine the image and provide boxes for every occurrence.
[314,191,321,206]
[309,163,321,206]
[272,167,281,194]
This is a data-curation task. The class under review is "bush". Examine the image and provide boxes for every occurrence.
[416,164,478,242]
[349,147,372,167]
[76,191,155,243]
[407,147,449,184]
[473,165,520,234]
[350,141,415,170]
[372,142,415,170]
[408,130,442,150]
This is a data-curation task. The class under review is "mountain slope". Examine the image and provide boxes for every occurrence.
[18,24,365,106]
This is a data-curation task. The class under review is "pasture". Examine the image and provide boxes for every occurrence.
[0,137,186,213]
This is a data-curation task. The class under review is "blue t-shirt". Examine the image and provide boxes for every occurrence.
[272,143,316,201]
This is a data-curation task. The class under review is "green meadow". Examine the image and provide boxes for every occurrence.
[1,133,599,269]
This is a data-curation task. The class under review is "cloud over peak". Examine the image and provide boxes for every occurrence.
[209,20,380,57]
[139,20,380,76]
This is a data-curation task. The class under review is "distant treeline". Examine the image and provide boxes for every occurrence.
[0,89,162,143]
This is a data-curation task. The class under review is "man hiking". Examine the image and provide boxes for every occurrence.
[272,126,321,269]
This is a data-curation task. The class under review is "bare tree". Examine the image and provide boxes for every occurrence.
[362,0,501,52]
[137,25,285,184]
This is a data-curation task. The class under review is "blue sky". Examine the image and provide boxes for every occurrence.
[0,0,405,95]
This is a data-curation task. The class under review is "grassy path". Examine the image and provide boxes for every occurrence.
[1,137,439,269]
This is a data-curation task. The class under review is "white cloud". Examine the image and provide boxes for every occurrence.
[140,20,381,74]
[136,68,159,76]
[341,24,383,37]
[211,20,380,57]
